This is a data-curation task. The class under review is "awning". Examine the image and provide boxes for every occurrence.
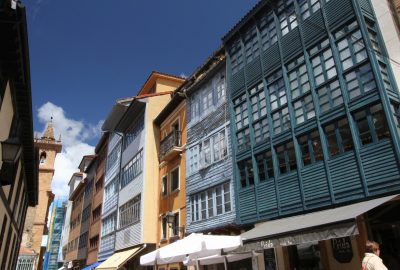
[81,261,102,270]
[183,252,258,266]
[102,103,128,132]
[140,233,241,266]
[238,195,398,251]
[96,246,144,270]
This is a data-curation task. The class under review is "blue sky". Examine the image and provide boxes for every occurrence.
[26,0,258,141]
[24,0,258,196]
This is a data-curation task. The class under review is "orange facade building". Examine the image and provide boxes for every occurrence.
[154,89,187,270]
[87,134,108,266]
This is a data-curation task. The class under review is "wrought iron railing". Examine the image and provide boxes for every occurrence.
[160,130,182,158]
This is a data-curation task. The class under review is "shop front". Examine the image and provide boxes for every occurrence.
[237,195,400,270]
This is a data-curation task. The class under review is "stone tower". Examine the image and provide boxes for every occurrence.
[20,119,62,270]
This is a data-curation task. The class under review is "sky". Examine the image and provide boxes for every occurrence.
[25,0,258,197]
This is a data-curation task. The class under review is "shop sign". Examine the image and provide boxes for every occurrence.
[331,237,353,263]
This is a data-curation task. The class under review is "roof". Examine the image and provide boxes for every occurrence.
[69,179,85,201]
[137,71,185,96]
[112,99,146,133]
[222,0,267,44]
[102,103,129,132]
[0,3,38,206]
[153,91,185,126]
[95,132,109,153]
[154,47,225,126]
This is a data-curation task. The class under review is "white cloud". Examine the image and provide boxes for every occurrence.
[36,102,102,198]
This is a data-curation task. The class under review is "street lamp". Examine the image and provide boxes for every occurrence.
[1,137,22,163]
[0,137,22,185]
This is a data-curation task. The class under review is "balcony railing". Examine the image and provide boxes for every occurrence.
[159,130,182,161]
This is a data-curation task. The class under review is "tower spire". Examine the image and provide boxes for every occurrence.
[42,117,55,141]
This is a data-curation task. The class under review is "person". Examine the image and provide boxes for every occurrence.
[362,240,388,270]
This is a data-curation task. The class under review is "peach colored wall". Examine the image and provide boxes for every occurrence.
[141,76,184,244]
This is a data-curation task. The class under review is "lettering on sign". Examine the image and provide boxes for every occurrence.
[331,237,353,263]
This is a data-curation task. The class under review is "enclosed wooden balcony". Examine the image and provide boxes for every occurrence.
[159,130,183,161]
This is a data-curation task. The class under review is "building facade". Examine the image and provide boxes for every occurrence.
[0,1,39,269]
[43,199,67,270]
[65,155,94,269]
[86,133,108,267]
[185,48,239,235]
[98,131,121,262]
[223,0,400,268]
[97,72,184,270]
[154,87,187,270]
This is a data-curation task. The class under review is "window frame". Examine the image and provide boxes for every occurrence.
[190,182,232,222]
[170,167,180,193]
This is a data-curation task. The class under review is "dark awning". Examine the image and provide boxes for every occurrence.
[102,103,128,132]
[114,99,146,133]
[237,195,398,252]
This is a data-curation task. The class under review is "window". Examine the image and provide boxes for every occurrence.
[161,175,167,196]
[104,175,118,201]
[101,212,117,236]
[119,194,141,228]
[237,127,250,151]
[390,103,400,135]
[84,180,93,198]
[335,26,367,71]
[267,70,286,111]
[272,107,290,134]
[191,182,231,222]
[161,216,167,240]
[89,235,99,249]
[255,150,274,181]
[202,86,213,113]
[238,158,254,188]
[212,129,227,162]
[276,141,297,175]
[234,93,249,130]
[106,142,121,171]
[253,117,270,144]
[293,94,315,125]
[317,80,343,113]
[82,204,91,222]
[95,177,103,193]
[309,39,337,86]
[287,55,310,99]
[190,95,200,123]
[234,94,250,151]
[171,212,180,236]
[354,104,390,145]
[230,39,244,75]
[277,0,297,36]
[187,145,199,175]
[124,115,144,150]
[249,82,267,121]
[365,18,393,93]
[78,232,88,249]
[298,130,323,166]
[200,128,228,167]
[344,63,376,100]
[244,25,260,63]
[259,11,277,50]
[215,73,226,102]
[324,118,354,156]
[92,205,102,223]
[121,150,143,189]
[299,0,321,20]
[170,167,179,192]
